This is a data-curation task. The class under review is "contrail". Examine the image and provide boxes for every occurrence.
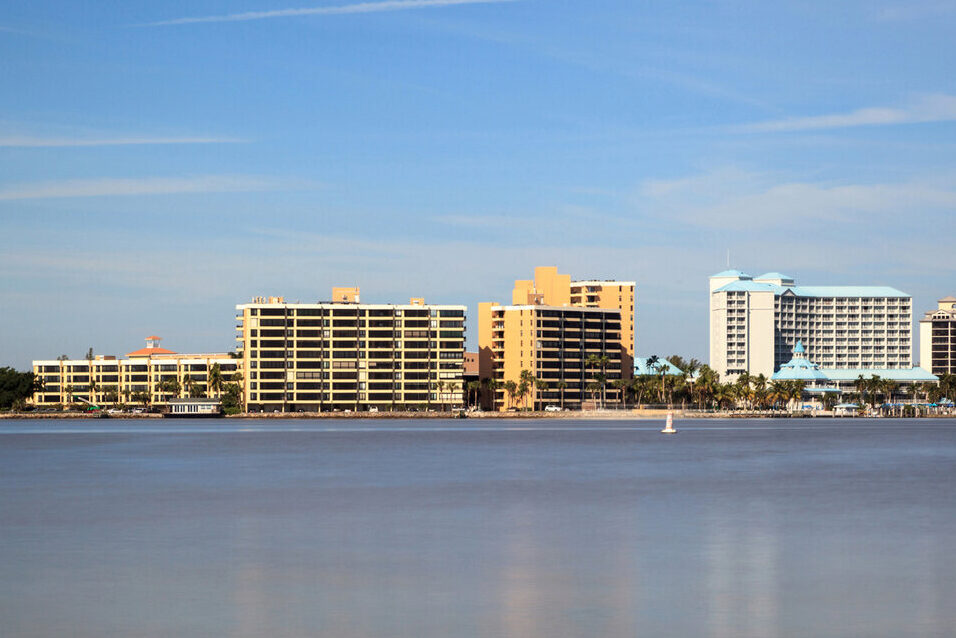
[140,0,517,27]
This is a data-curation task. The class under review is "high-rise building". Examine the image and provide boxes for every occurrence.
[710,271,913,380]
[31,337,239,408]
[235,289,466,412]
[477,302,622,410]
[509,267,635,374]
[478,267,631,411]
[919,296,956,376]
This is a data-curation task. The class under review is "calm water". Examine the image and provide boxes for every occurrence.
[2,418,955,638]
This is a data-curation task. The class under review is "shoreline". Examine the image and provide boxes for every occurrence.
[3,410,953,420]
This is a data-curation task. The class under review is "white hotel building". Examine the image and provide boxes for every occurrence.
[710,271,913,380]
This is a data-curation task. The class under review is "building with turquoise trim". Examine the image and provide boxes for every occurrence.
[710,270,913,380]
[771,341,937,396]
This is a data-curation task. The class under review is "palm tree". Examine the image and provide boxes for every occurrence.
[208,363,224,398]
[855,375,868,412]
[436,380,446,411]
[517,380,530,411]
[534,379,549,410]
[585,354,601,407]
[519,369,535,410]
[556,380,568,410]
[158,377,181,402]
[229,372,245,413]
[102,385,119,405]
[612,378,629,409]
[182,374,196,399]
[595,354,611,409]
[586,381,601,406]
[466,380,481,409]
[487,377,500,411]
[653,361,669,404]
[447,381,459,409]
[882,379,898,413]
[631,376,650,408]
[504,380,518,409]
[752,374,768,410]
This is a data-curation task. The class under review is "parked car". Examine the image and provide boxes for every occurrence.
[544,405,563,412]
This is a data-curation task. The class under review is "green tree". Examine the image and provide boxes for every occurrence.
[208,363,224,398]
[158,377,181,402]
[612,378,628,409]
[519,369,535,409]
[466,380,481,409]
[534,378,549,410]
[504,380,518,409]
[0,368,41,410]
[556,380,568,410]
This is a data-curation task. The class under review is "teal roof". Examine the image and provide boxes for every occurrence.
[792,286,909,298]
[772,347,829,382]
[755,272,794,281]
[715,281,909,298]
[819,368,937,382]
[716,280,785,293]
[634,357,683,376]
[710,270,752,279]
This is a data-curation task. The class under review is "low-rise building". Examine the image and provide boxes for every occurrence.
[32,337,239,408]
[771,341,937,399]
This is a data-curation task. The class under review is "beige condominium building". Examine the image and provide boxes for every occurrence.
[32,337,239,408]
[235,289,466,412]
[710,271,913,380]
[919,296,956,376]
[478,267,630,411]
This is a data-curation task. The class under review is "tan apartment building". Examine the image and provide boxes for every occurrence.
[510,267,635,373]
[919,296,956,376]
[478,265,631,411]
[32,337,239,408]
[477,303,623,410]
[235,289,466,412]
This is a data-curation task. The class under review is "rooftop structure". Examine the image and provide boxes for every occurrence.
[633,357,683,377]
[771,342,937,389]
[127,336,177,357]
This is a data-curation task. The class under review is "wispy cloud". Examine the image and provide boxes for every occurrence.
[875,1,956,21]
[733,94,956,133]
[140,0,516,27]
[0,175,305,200]
[638,167,956,228]
[0,135,242,148]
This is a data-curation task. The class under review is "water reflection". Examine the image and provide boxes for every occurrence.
[1,419,955,637]
[705,502,779,638]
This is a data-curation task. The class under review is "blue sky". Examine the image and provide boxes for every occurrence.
[1,0,955,369]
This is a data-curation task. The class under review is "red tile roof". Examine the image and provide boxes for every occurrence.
[127,347,177,357]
